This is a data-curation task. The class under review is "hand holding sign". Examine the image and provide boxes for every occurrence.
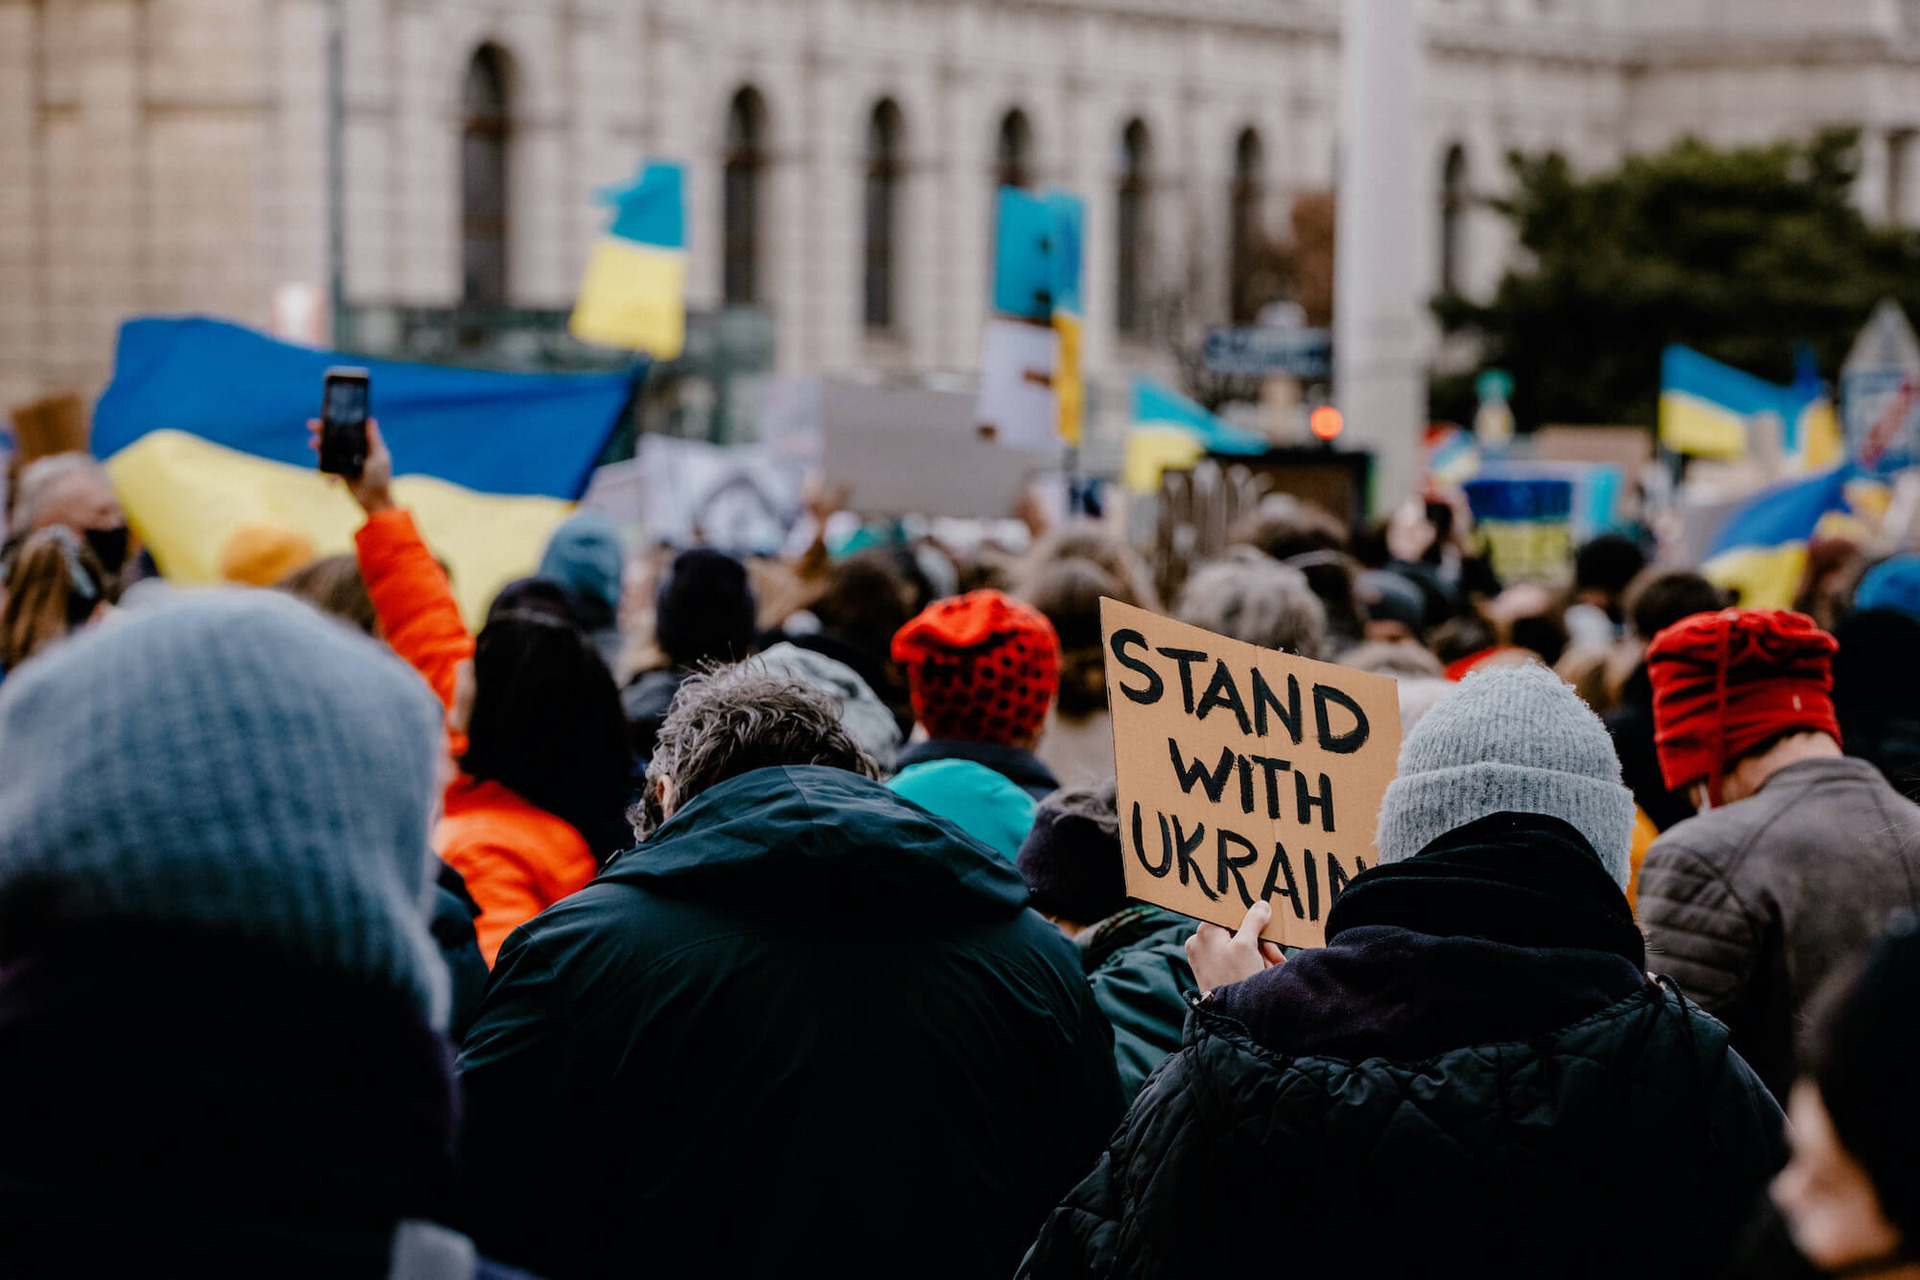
[1186,901,1285,993]
[1102,598,1402,949]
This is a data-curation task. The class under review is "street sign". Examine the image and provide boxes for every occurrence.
[1202,326,1332,379]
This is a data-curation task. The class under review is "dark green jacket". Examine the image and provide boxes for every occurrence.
[457,765,1124,1280]
[1079,906,1196,1099]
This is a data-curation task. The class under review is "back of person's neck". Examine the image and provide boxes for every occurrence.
[1721,731,1843,804]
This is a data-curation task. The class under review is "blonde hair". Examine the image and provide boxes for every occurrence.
[1,527,108,668]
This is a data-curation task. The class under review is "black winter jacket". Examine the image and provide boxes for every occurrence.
[1021,814,1786,1280]
[458,765,1123,1280]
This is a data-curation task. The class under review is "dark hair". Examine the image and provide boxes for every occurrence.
[1508,611,1568,668]
[1,527,110,669]
[488,576,581,628]
[1020,525,1162,614]
[655,548,755,667]
[461,612,634,861]
[811,550,916,658]
[1625,569,1729,643]
[276,555,377,637]
[1231,495,1350,562]
[1575,533,1649,603]
[1022,556,1125,719]
[637,664,879,837]
[1431,612,1498,667]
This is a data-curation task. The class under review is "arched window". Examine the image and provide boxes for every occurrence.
[1440,144,1469,295]
[724,87,768,307]
[864,100,904,331]
[1116,119,1152,338]
[461,45,510,309]
[1230,128,1265,324]
[996,109,1034,192]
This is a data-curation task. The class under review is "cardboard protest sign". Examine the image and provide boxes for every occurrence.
[1101,599,1402,948]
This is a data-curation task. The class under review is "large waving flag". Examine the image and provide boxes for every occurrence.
[568,160,688,358]
[93,317,633,622]
[1701,467,1857,609]
[1122,378,1267,495]
[1660,344,1842,471]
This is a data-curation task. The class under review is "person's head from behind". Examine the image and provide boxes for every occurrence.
[1375,663,1636,888]
[811,548,917,657]
[538,510,625,634]
[892,590,1060,749]
[276,553,378,637]
[1773,916,1920,1276]
[1016,781,1127,935]
[10,453,130,576]
[1231,493,1349,563]
[460,607,633,860]
[1574,533,1648,619]
[1624,568,1728,644]
[1174,548,1327,661]
[1021,523,1162,614]
[1,526,111,670]
[654,547,755,669]
[1357,568,1426,645]
[1021,556,1126,722]
[637,663,880,838]
[1648,608,1839,809]
[0,591,455,1266]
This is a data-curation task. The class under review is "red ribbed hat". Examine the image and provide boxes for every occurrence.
[1647,608,1839,802]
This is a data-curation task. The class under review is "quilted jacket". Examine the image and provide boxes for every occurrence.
[1639,755,1920,1099]
[1022,814,1787,1280]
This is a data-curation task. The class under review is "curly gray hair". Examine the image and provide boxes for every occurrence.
[633,662,881,838]
[1173,547,1328,660]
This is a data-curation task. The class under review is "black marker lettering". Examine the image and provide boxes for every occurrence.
[1133,802,1172,876]
[1156,647,1211,714]
[1249,754,1291,820]
[1261,841,1305,919]
[1169,739,1236,804]
[1171,816,1216,900]
[1305,847,1321,921]
[1217,828,1261,907]
[1110,630,1164,705]
[1195,660,1252,735]
[1313,683,1371,754]
[1295,771,1335,832]
[1252,669,1302,743]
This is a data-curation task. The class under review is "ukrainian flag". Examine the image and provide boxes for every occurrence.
[569,160,688,359]
[93,317,633,624]
[1045,190,1085,448]
[1122,378,1267,495]
[1701,467,1855,608]
[1659,344,1842,470]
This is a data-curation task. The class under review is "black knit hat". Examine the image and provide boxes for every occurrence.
[1015,783,1129,926]
[1814,914,1920,1244]
[654,548,755,667]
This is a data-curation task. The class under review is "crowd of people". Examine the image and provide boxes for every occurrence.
[4,428,1920,1279]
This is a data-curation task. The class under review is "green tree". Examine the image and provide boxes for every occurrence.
[1433,130,1920,429]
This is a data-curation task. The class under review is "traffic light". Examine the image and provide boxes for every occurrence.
[1310,405,1344,442]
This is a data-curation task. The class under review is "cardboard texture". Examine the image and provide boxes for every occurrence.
[1101,598,1402,948]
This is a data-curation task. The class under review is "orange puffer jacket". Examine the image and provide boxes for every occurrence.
[356,509,597,964]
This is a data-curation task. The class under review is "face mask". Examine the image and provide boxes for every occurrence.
[84,524,129,576]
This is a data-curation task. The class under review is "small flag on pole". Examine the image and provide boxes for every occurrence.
[569,160,688,359]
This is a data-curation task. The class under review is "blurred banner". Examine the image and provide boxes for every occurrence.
[93,317,632,622]
[1700,467,1857,609]
[569,160,689,359]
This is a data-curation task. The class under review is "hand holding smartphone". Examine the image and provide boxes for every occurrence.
[317,367,371,479]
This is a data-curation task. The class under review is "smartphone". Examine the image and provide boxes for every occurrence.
[318,367,371,478]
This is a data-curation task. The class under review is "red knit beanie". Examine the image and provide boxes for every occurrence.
[892,590,1060,745]
[1647,608,1840,803]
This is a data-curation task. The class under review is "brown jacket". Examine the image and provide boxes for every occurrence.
[1638,756,1920,1097]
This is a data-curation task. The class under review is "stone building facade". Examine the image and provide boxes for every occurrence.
[7,0,1920,442]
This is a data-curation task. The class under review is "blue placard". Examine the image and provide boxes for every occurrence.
[992,188,1055,321]
[1201,326,1332,379]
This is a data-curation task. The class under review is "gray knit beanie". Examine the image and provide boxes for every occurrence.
[0,589,451,1026]
[1375,663,1636,886]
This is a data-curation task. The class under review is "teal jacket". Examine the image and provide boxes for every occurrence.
[1081,905,1198,1099]
[457,765,1123,1280]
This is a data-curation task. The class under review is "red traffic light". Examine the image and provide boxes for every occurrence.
[1310,406,1344,442]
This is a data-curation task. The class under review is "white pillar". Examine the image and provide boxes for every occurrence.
[1334,0,1425,516]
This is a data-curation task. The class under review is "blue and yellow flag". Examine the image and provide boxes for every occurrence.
[93,317,633,623]
[1045,191,1085,447]
[1122,378,1266,495]
[569,160,688,359]
[1660,344,1842,470]
[1701,467,1860,608]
